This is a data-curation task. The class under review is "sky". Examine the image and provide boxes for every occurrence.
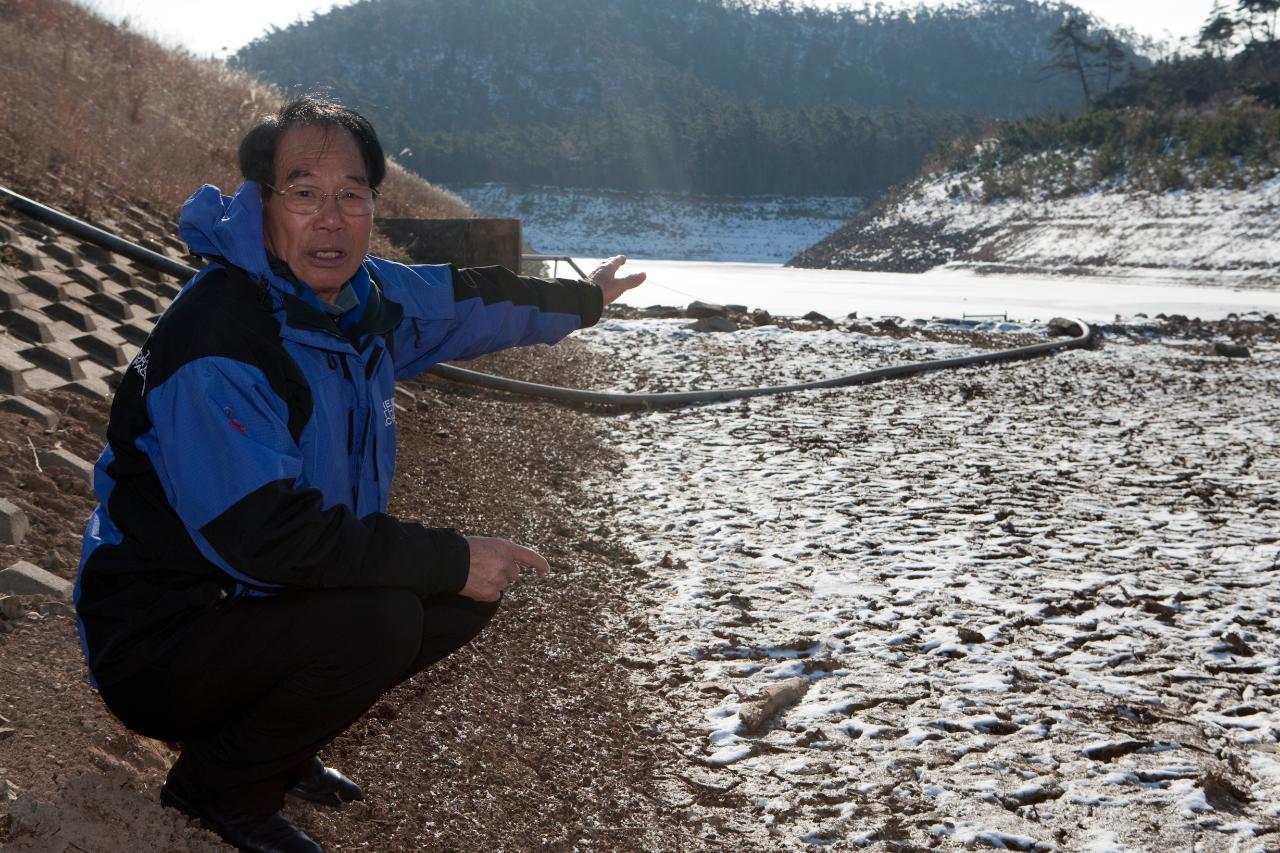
[81,0,1219,59]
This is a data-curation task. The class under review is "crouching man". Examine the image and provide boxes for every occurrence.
[74,96,644,853]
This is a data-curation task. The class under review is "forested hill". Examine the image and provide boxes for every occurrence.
[234,0,1147,196]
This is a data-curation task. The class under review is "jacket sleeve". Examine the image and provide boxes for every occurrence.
[382,262,604,381]
[142,355,469,596]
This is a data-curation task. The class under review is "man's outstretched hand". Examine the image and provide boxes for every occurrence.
[460,536,551,602]
[588,255,646,305]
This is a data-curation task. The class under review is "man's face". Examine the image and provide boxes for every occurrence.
[262,124,372,302]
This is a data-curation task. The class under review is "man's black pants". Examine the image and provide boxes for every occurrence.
[97,588,499,815]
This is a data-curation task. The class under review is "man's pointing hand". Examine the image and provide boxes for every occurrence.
[460,536,551,602]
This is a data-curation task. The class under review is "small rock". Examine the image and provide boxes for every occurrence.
[1202,771,1252,810]
[685,300,728,319]
[1083,740,1149,762]
[1215,632,1255,657]
[688,316,738,333]
[739,678,810,733]
[1213,341,1251,359]
[957,626,985,644]
[1046,317,1084,337]
[750,308,773,326]
[802,311,833,326]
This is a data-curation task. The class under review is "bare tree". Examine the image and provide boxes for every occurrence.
[1040,15,1136,106]
[1237,0,1280,44]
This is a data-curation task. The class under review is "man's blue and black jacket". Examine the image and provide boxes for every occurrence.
[74,181,602,687]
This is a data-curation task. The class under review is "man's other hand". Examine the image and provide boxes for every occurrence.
[588,255,647,305]
[461,536,550,602]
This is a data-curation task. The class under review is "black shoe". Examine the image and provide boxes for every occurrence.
[287,755,364,807]
[160,783,323,853]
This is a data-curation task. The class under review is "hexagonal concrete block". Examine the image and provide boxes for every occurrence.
[0,561,72,599]
[37,447,94,485]
[0,395,58,429]
[0,498,29,546]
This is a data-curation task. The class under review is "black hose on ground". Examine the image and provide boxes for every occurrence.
[3,183,1094,409]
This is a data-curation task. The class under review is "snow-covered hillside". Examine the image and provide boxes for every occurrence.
[450,184,864,263]
[792,167,1280,283]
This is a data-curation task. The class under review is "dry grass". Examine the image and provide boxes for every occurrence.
[0,0,472,230]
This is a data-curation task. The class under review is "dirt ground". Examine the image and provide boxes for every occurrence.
[0,339,717,852]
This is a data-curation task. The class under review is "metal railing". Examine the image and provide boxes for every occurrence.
[521,253,588,279]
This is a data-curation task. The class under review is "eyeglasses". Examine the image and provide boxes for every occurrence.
[265,183,378,216]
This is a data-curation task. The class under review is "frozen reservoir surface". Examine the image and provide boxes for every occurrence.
[579,257,1280,322]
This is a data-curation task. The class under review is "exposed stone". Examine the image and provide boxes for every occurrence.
[803,311,834,326]
[0,561,72,599]
[750,308,774,326]
[0,498,30,546]
[1047,317,1085,337]
[1214,341,1251,359]
[686,300,729,319]
[738,678,810,734]
[687,316,739,333]
[639,305,683,319]
[1083,740,1149,762]
[37,447,94,484]
[0,395,58,428]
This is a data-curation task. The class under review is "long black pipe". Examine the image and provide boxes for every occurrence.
[2,183,1094,409]
[1,185,197,280]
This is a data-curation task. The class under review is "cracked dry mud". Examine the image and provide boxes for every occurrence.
[577,316,1280,851]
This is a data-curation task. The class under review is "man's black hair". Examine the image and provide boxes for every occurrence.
[239,96,387,196]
